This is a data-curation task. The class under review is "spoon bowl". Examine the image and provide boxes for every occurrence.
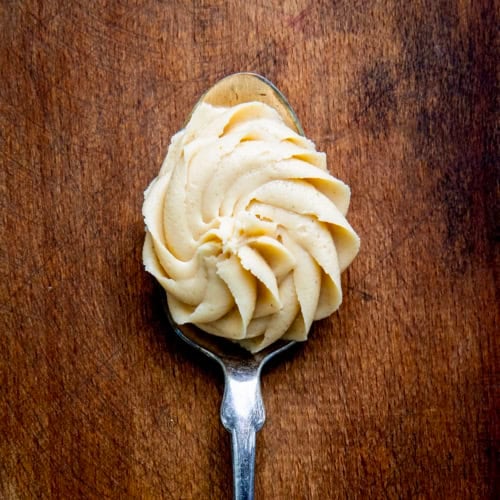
[165,72,304,500]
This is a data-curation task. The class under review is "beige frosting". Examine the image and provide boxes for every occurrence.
[143,101,360,352]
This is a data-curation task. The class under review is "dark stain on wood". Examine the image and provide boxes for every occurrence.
[355,60,398,137]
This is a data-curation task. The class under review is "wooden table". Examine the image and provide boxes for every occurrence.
[1,1,497,498]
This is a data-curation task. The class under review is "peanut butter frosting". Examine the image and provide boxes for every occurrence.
[143,101,359,352]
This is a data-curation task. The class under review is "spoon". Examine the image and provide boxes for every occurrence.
[166,73,304,500]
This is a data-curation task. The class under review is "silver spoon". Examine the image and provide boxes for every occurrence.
[165,72,305,500]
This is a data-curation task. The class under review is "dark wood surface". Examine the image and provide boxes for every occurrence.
[1,1,497,498]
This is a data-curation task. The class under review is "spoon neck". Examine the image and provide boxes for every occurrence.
[220,365,264,500]
[220,366,265,431]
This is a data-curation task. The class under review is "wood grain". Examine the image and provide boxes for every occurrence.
[1,1,497,498]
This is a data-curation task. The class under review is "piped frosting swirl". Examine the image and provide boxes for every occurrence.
[143,101,359,352]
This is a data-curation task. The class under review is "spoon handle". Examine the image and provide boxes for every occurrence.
[220,366,265,500]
